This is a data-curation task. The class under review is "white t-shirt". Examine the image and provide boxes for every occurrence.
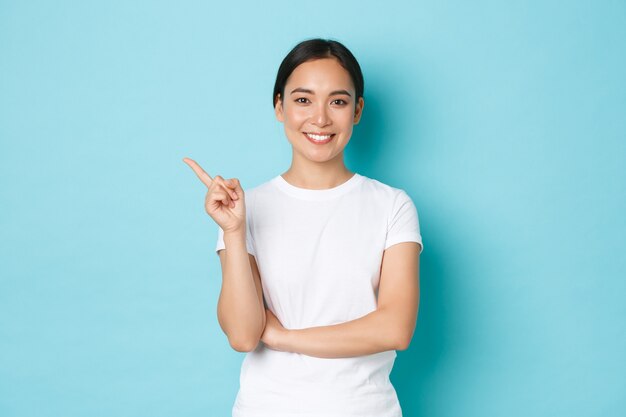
[215,172,423,417]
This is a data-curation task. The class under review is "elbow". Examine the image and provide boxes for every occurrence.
[395,329,414,351]
[228,324,264,353]
[229,336,260,353]
[394,315,417,351]
[219,308,265,353]
[395,335,411,351]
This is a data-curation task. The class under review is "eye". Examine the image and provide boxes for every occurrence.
[295,97,310,104]
[332,99,348,105]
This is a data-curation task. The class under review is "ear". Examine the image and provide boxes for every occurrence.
[353,97,365,124]
[274,94,284,122]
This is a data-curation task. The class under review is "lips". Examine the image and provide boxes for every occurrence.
[303,132,335,144]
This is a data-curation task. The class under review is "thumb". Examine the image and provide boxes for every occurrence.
[226,178,241,189]
[226,178,243,197]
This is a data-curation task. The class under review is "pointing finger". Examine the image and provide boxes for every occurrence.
[183,157,213,188]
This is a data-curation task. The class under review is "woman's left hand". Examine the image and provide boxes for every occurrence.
[261,308,289,352]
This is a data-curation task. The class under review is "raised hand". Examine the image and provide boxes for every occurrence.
[182,157,246,233]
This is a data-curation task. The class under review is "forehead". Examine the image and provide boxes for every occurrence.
[286,58,354,92]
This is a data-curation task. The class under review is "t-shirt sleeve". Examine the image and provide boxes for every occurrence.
[384,190,424,254]
[215,223,256,257]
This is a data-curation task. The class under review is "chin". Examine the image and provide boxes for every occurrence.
[308,149,346,163]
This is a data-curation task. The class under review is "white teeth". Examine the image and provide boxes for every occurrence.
[306,133,333,141]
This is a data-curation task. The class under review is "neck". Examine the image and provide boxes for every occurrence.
[282,154,354,190]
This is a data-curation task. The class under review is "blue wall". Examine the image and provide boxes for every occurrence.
[1,1,624,416]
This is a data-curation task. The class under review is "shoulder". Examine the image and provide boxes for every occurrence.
[357,174,412,202]
[356,175,419,226]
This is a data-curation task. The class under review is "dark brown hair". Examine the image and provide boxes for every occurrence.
[272,38,364,109]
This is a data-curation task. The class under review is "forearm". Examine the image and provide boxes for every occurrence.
[277,308,402,358]
[217,230,264,351]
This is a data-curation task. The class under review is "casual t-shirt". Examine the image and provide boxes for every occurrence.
[215,172,423,417]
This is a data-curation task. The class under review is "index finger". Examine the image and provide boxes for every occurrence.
[182,157,213,188]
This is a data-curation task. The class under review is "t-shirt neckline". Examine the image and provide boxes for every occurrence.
[271,172,364,201]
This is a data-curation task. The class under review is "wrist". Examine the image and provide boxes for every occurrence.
[223,228,246,245]
[277,328,293,352]
[223,225,246,237]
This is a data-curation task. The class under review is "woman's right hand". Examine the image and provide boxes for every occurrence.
[182,157,246,233]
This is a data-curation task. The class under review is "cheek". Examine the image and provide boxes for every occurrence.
[335,109,355,126]
[284,108,309,126]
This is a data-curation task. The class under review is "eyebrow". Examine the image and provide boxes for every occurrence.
[290,87,352,97]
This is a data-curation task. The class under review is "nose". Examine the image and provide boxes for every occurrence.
[311,102,330,126]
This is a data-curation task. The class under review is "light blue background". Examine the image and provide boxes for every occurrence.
[1,1,624,416]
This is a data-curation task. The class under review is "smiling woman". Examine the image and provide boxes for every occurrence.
[274,54,365,169]
[189,38,424,417]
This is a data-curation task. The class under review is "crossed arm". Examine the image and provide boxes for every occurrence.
[260,241,421,358]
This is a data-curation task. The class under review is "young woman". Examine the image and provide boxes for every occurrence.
[184,38,423,417]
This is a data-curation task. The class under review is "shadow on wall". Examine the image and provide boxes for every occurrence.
[346,56,488,416]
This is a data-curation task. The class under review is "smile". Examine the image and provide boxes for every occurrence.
[304,132,335,144]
